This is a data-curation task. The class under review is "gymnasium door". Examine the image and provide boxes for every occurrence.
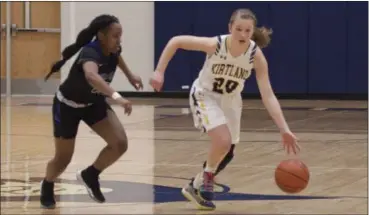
[0,1,61,95]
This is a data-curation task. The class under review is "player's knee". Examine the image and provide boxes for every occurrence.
[53,155,72,169]
[209,125,232,152]
[217,135,232,152]
[52,139,74,169]
[114,137,128,155]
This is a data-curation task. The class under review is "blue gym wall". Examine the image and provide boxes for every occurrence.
[154,2,368,96]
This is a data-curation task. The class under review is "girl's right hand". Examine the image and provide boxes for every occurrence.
[149,71,164,92]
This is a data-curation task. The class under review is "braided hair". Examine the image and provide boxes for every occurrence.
[45,14,119,81]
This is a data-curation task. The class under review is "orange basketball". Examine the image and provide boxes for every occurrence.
[274,159,310,194]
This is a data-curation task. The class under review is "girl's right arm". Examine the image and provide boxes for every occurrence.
[155,36,219,75]
[79,47,117,98]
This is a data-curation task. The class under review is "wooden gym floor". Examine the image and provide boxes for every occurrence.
[1,96,368,214]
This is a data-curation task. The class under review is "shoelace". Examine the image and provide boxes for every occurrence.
[203,172,214,191]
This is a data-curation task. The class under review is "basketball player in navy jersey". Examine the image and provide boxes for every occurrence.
[40,14,143,209]
[150,8,300,210]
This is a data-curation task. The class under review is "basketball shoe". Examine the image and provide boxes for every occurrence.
[181,172,216,210]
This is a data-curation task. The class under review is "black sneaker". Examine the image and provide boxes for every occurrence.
[76,170,105,203]
[40,179,56,209]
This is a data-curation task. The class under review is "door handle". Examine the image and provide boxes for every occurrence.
[0,24,17,36]
[8,24,60,36]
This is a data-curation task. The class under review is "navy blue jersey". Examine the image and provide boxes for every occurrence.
[59,40,121,104]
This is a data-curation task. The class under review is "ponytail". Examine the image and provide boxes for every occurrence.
[252,26,273,49]
[45,14,119,81]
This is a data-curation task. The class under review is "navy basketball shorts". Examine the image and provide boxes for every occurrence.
[52,96,112,139]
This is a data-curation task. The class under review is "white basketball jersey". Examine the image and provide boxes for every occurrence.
[196,34,257,95]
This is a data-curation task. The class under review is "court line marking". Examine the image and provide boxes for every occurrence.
[1,127,367,134]
[1,103,366,170]
[1,160,366,170]
[104,162,369,171]
[1,129,367,137]
[260,109,351,130]
[1,131,367,143]
[1,106,366,135]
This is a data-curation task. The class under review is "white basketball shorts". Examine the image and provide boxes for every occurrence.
[189,80,242,144]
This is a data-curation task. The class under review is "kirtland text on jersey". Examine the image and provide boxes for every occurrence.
[211,63,251,80]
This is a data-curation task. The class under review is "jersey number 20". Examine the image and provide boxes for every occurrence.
[212,77,239,94]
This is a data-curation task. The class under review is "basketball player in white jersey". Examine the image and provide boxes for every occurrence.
[150,8,300,210]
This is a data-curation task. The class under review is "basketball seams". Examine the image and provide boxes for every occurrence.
[275,169,307,188]
[275,169,307,193]
[299,162,310,181]
[276,167,308,183]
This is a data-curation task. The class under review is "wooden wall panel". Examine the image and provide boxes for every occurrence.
[11,33,60,79]
[1,2,25,78]
[1,2,61,79]
[30,2,60,28]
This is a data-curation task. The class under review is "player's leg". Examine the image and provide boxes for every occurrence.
[77,102,128,203]
[224,94,242,146]
[188,143,234,196]
[183,85,214,208]
[202,144,235,176]
[201,94,242,176]
[193,124,231,197]
[41,96,80,209]
[183,85,231,210]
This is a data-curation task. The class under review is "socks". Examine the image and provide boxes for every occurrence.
[193,166,216,189]
[204,165,216,173]
[84,165,101,177]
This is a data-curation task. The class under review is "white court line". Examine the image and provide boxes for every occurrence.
[153,108,365,135]
[0,94,54,97]
[1,129,367,139]
[150,127,367,134]
[1,160,366,170]
[260,109,349,131]
[119,162,368,171]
